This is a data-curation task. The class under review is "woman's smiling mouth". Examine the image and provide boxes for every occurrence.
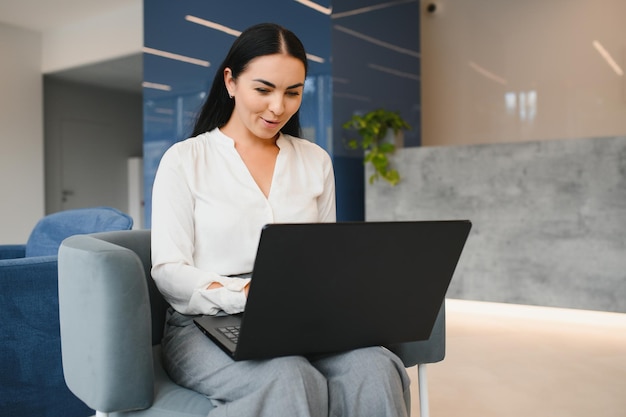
[262,117,280,126]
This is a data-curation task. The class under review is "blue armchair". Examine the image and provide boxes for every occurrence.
[0,207,134,417]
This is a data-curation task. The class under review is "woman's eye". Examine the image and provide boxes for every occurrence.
[286,91,300,97]
[255,88,270,94]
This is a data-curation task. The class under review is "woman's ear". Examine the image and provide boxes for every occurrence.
[224,67,235,98]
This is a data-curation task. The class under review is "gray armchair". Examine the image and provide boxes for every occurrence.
[58,230,445,417]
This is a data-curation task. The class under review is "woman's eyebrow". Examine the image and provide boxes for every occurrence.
[253,79,304,89]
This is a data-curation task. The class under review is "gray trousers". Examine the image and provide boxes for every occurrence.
[162,309,410,417]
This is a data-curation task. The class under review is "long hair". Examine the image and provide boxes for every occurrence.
[191,23,308,138]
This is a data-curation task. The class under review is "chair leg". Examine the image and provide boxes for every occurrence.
[418,363,430,417]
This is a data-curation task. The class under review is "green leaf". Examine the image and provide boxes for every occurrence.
[379,143,395,154]
[341,108,410,186]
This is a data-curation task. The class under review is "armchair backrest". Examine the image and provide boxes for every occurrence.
[26,207,133,257]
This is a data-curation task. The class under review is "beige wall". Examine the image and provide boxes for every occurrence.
[0,2,141,243]
[421,0,626,146]
[0,24,44,243]
[42,2,142,74]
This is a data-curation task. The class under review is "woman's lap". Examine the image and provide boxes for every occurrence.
[162,309,409,417]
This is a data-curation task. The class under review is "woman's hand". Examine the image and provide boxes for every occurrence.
[206,282,223,290]
[207,281,250,298]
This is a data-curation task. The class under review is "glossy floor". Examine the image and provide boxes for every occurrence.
[408,299,626,417]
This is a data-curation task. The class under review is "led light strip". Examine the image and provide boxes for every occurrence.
[143,46,210,67]
[447,299,626,328]
[294,0,332,15]
[593,40,624,76]
[142,81,172,91]
[468,61,507,85]
[368,63,419,81]
[332,0,416,19]
[185,15,242,36]
[185,15,325,63]
[334,25,420,58]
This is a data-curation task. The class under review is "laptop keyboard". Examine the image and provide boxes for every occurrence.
[217,325,240,344]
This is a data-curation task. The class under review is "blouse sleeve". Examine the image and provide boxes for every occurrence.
[150,145,249,316]
[317,151,337,223]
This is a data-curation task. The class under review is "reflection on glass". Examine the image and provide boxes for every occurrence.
[505,92,517,115]
[504,91,538,123]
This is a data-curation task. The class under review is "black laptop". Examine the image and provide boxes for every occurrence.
[194,220,471,361]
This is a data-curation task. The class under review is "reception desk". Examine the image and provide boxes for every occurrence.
[365,136,626,313]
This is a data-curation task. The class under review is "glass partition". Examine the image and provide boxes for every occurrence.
[143,0,421,224]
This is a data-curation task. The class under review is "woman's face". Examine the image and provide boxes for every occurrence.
[224,53,305,142]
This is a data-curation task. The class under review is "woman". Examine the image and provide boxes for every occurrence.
[151,23,410,417]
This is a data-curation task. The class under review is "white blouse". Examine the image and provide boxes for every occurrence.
[151,128,336,315]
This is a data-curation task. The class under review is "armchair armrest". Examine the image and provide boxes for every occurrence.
[58,234,154,414]
[387,302,446,368]
[0,244,26,260]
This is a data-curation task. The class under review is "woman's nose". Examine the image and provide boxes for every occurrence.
[268,94,285,115]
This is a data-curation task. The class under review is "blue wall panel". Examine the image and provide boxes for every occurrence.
[143,0,419,225]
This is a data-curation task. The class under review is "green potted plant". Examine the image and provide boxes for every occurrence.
[342,108,411,186]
